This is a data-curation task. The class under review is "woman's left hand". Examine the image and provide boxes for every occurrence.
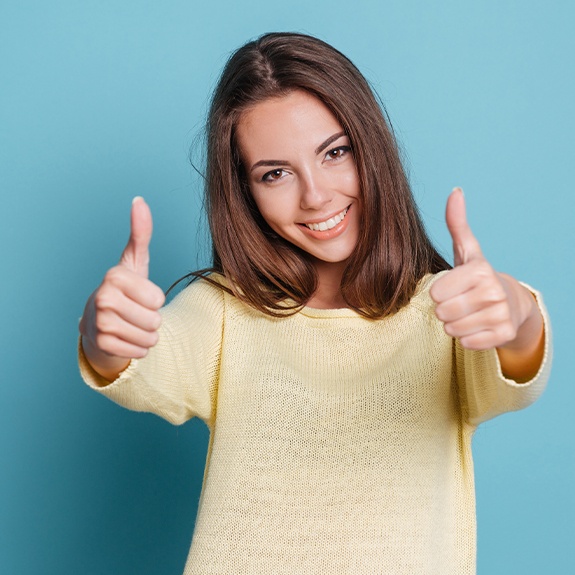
[429,188,544,380]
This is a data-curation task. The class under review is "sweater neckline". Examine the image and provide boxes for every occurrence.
[297,305,363,319]
[296,273,437,319]
[210,271,438,320]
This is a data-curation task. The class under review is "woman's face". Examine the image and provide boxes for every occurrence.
[236,90,361,268]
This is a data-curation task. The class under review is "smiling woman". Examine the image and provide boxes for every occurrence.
[236,90,361,308]
[195,34,453,318]
[78,32,552,575]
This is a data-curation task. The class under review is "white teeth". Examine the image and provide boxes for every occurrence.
[304,207,348,231]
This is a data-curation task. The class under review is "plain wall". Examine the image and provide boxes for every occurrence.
[1,1,573,573]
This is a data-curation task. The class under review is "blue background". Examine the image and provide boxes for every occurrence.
[1,1,573,573]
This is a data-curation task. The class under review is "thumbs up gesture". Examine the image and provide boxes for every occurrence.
[430,188,544,378]
[80,197,166,381]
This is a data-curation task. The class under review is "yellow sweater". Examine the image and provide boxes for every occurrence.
[79,273,552,575]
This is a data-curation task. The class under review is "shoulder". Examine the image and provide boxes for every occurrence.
[162,273,228,324]
[163,272,260,323]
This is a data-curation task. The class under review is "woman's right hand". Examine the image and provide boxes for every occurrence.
[79,197,166,381]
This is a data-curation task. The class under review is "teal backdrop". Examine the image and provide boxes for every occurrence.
[1,1,573,573]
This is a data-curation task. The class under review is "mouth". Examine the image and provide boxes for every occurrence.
[300,206,349,232]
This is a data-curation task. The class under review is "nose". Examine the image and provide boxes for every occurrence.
[299,169,332,211]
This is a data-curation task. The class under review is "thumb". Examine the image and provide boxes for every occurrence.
[120,196,153,277]
[445,187,482,266]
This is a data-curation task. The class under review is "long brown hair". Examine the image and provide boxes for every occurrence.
[187,32,450,318]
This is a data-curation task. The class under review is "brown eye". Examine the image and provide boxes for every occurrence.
[262,169,285,182]
[325,145,351,161]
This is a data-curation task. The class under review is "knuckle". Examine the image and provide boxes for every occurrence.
[459,335,475,350]
[475,265,498,287]
[475,259,492,275]
[94,289,115,311]
[95,334,113,354]
[129,329,157,350]
[95,313,114,334]
[443,322,456,337]
[133,347,148,359]
[454,300,468,318]
[152,313,163,330]
[434,304,445,321]
[500,324,517,343]
[490,302,510,324]
[104,266,125,287]
[150,331,160,346]
[152,288,166,309]
[103,267,118,283]
[143,330,159,348]
[485,286,505,304]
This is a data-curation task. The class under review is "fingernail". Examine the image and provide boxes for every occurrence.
[132,196,144,204]
[452,187,464,196]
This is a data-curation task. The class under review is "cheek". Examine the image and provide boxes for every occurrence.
[251,193,270,219]
[342,171,360,196]
[260,207,289,231]
[328,167,360,199]
[252,190,294,225]
[250,198,282,235]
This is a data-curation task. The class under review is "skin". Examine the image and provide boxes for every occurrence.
[79,197,164,381]
[235,90,361,309]
[80,91,545,383]
[430,187,545,382]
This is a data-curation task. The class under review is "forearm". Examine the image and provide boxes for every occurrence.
[496,277,545,383]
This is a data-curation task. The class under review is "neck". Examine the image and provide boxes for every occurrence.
[306,260,347,309]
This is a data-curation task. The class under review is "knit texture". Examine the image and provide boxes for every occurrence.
[79,273,552,575]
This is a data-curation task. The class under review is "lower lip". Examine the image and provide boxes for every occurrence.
[298,205,353,240]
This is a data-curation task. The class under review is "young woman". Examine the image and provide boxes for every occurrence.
[79,32,551,574]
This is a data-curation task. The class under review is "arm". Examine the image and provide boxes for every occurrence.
[79,278,224,426]
[79,197,223,425]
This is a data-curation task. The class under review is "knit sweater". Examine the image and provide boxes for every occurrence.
[79,272,552,575]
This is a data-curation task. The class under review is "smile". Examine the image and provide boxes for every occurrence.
[302,207,349,231]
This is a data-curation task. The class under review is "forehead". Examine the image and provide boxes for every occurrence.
[236,90,343,161]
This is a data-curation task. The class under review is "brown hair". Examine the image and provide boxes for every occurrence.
[188,32,450,318]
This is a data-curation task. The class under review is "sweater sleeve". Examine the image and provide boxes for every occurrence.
[455,284,552,427]
[78,278,225,427]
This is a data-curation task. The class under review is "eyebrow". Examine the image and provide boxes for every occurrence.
[315,131,346,155]
[249,131,347,173]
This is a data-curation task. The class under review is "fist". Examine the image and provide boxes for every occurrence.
[430,188,533,351]
[80,197,165,361]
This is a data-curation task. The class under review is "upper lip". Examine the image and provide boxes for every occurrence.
[298,205,351,226]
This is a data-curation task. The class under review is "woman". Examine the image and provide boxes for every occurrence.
[79,32,551,574]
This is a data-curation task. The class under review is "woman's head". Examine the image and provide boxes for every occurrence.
[236,89,361,282]
[203,32,449,317]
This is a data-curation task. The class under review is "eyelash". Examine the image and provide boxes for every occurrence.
[261,168,285,183]
[325,145,352,161]
[260,145,352,183]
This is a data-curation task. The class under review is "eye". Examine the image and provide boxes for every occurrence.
[325,145,352,162]
[261,168,286,183]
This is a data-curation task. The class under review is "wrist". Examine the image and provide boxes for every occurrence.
[495,277,544,381]
[80,335,130,383]
[497,274,539,350]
